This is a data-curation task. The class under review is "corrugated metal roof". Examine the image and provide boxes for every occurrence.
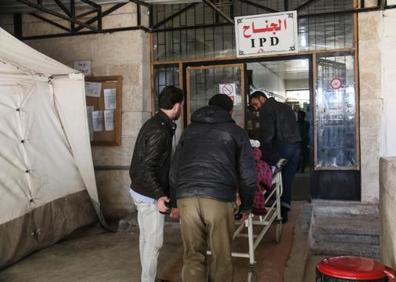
[0,0,128,14]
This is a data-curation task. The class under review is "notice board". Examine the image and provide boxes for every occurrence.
[85,76,122,146]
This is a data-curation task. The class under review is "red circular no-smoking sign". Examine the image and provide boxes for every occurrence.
[222,84,234,96]
[330,77,342,90]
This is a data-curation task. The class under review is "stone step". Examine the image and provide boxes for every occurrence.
[311,241,380,260]
[312,214,380,236]
[313,232,379,246]
[312,200,379,217]
[310,202,380,261]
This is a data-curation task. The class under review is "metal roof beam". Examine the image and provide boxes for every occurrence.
[53,0,72,17]
[295,0,318,11]
[153,2,198,29]
[130,0,151,8]
[80,0,101,9]
[15,0,97,31]
[30,12,70,31]
[73,2,127,32]
[238,0,278,13]
[202,0,233,24]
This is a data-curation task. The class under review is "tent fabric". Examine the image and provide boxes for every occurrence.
[0,28,73,76]
[51,77,106,222]
[0,27,102,268]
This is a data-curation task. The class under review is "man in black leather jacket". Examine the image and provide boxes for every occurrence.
[249,91,301,223]
[170,94,256,282]
[129,85,183,282]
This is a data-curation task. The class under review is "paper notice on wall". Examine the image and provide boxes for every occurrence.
[74,60,92,75]
[92,111,104,132]
[87,106,94,140]
[104,88,117,110]
[85,82,102,97]
[104,110,115,131]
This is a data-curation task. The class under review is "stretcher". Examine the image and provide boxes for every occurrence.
[206,165,284,282]
[233,166,284,281]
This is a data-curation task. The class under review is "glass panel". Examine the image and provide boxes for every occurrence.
[315,55,357,169]
[298,14,353,51]
[154,65,179,111]
[153,0,354,61]
[189,66,244,127]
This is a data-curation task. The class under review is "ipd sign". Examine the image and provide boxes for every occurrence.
[235,11,298,57]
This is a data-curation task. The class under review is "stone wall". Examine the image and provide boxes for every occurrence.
[379,157,396,268]
[378,9,396,269]
[381,9,396,157]
[358,11,382,203]
[359,8,396,202]
[360,8,396,267]
[0,3,151,222]
[0,3,149,37]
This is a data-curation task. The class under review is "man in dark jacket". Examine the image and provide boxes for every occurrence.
[249,91,301,223]
[170,94,256,282]
[129,85,183,282]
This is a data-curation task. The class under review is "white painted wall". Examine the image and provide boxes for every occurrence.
[285,79,309,90]
[247,62,286,98]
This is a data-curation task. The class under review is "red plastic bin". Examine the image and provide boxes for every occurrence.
[316,256,396,282]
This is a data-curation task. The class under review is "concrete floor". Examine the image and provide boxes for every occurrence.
[0,202,307,282]
[292,171,311,202]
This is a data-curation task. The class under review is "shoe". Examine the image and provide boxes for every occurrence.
[281,207,289,223]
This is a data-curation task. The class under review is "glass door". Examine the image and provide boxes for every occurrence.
[186,64,246,128]
[311,53,361,200]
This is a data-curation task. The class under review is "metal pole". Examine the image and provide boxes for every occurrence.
[13,13,23,39]
[70,0,75,33]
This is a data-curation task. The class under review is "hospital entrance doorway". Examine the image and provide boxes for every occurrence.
[246,59,311,202]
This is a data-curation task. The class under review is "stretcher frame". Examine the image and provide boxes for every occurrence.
[231,167,283,265]
[206,167,283,282]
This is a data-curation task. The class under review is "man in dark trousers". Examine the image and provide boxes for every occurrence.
[170,94,256,282]
[249,91,301,223]
[129,86,183,282]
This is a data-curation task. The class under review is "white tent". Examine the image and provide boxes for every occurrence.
[0,28,104,268]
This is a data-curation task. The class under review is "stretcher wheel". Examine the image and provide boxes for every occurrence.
[248,265,257,282]
[275,222,282,243]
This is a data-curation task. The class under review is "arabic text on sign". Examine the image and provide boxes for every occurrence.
[242,19,288,39]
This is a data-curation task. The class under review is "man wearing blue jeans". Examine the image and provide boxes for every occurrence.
[129,86,183,282]
[249,91,301,223]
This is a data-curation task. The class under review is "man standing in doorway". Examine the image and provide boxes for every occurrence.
[170,94,256,282]
[129,86,183,282]
[249,91,301,223]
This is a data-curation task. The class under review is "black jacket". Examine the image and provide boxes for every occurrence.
[169,106,256,211]
[130,111,176,199]
[259,97,301,165]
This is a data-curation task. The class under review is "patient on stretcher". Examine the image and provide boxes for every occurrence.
[235,140,273,219]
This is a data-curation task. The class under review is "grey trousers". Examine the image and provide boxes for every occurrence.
[178,197,234,282]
